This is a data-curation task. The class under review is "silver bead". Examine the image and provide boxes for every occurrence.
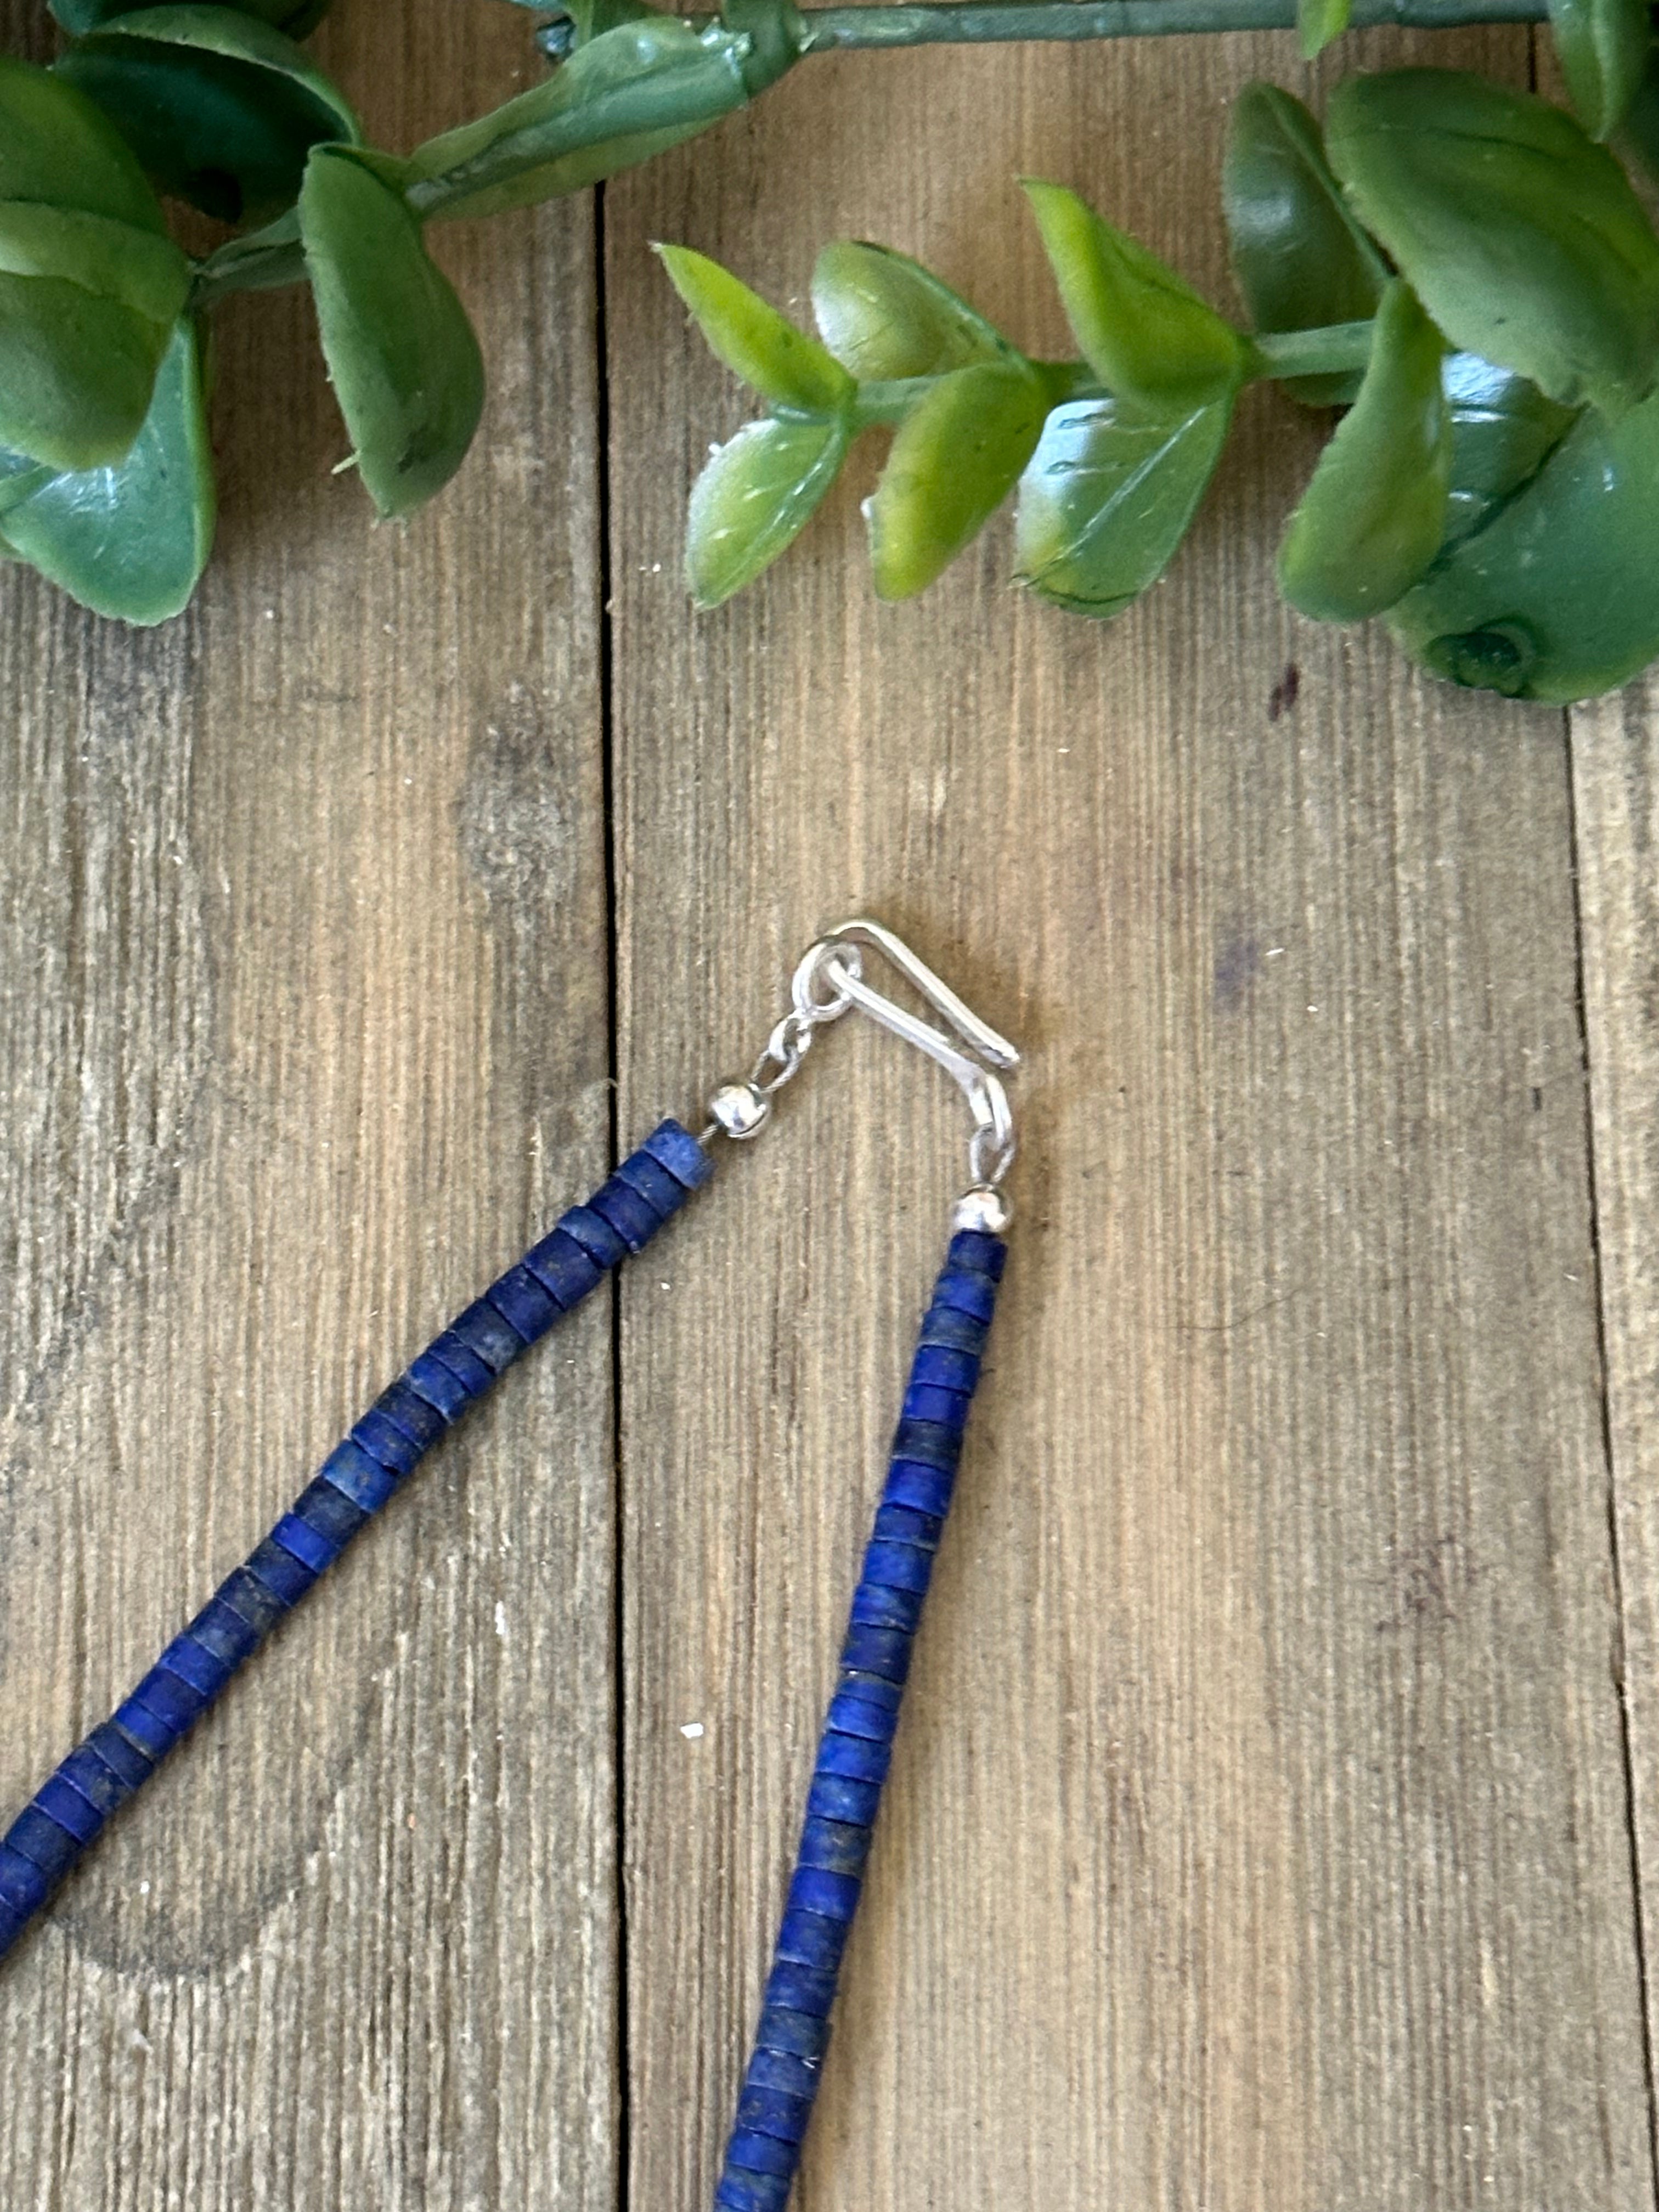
[952,1183,1012,1235]
[709,1079,770,1140]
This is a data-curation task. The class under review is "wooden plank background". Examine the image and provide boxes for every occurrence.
[1,0,1655,2204]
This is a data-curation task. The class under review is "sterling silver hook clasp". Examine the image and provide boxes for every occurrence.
[704,917,1020,1217]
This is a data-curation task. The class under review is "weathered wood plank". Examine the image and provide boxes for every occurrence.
[1572,678,1659,2175]
[607,29,1655,2210]
[0,3,616,2205]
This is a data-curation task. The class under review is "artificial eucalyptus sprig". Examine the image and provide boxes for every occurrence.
[3,0,1659,702]
[666,71,1659,702]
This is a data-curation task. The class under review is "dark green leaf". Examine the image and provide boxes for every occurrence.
[1278,280,1449,622]
[300,144,484,516]
[55,7,359,227]
[1023,179,1248,409]
[405,18,766,223]
[811,240,1014,380]
[685,414,848,605]
[53,0,330,38]
[1298,0,1351,60]
[1013,389,1233,617]
[1549,0,1651,138]
[1326,69,1659,416]
[658,245,851,412]
[0,202,188,324]
[0,274,175,468]
[1223,82,1385,405]
[0,316,213,622]
[1438,351,1579,546]
[1388,379,1659,699]
[867,359,1046,597]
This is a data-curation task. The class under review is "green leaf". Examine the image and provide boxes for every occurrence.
[565,0,662,41]
[1299,0,1351,60]
[811,240,1013,380]
[1278,280,1450,623]
[405,18,769,223]
[1388,379,1659,699]
[0,274,174,469]
[52,0,330,38]
[1023,180,1249,410]
[866,359,1046,597]
[1222,82,1386,405]
[1326,69,1659,417]
[0,317,213,622]
[657,245,851,413]
[0,50,168,230]
[1013,388,1234,618]
[1549,0,1651,138]
[299,144,484,517]
[55,7,359,227]
[0,202,188,325]
[1438,351,1579,546]
[685,414,849,605]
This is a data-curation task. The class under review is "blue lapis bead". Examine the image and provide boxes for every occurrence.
[487,1263,561,1346]
[87,1723,152,1790]
[931,1266,997,1323]
[375,1376,448,1451]
[0,1843,52,1912]
[320,1438,402,1513]
[947,1228,1007,1280]
[763,1960,838,2019]
[901,1381,971,1432]
[187,1597,262,1668]
[787,1865,860,1922]
[350,1409,423,1481]
[427,1330,495,1397]
[837,1622,913,1684]
[35,1776,104,1845]
[715,2171,791,2212]
[158,1634,230,1701]
[849,1580,923,1635]
[591,1176,659,1252]
[244,1538,318,1609]
[209,1567,285,1641]
[888,1418,961,1472]
[614,1150,686,1223]
[112,1697,179,1762]
[747,2045,822,2100]
[61,1743,132,1815]
[725,2130,796,2180]
[0,1900,26,1953]
[872,1503,943,1551]
[137,1662,208,1729]
[805,1774,881,1827]
[271,1509,343,1576]
[523,1226,603,1308]
[860,1539,934,1596]
[449,1296,527,1375]
[918,1302,990,1355]
[736,2083,814,2144]
[642,1118,713,1191]
[911,1342,980,1394]
[6,1804,81,1880]
[881,1459,955,1518]
[796,1815,873,1878]
[776,1906,850,1973]
[292,1473,370,1544]
[816,1730,891,1786]
[558,1204,629,1271]
[404,1350,471,1422]
[754,2003,831,2061]
[826,1689,899,1745]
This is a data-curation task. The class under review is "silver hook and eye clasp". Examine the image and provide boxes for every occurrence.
[705,917,1020,1229]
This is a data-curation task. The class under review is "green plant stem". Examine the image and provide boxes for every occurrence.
[794,0,1543,44]
[849,323,1375,426]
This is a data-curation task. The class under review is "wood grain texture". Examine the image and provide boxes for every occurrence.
[0,1,617,2205]
[1573,676,1659,2176]
[607,26,1656,2212]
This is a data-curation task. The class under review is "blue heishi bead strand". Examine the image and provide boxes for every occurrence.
[712,1223,1007,2212]
[0,1119,714,1966]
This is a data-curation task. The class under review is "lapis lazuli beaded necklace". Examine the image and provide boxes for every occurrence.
[0,916,1019,2212]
